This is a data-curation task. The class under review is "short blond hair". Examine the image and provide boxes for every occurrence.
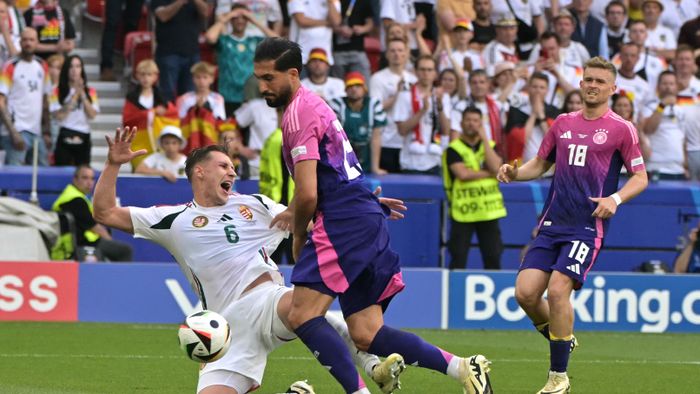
[583,56,617,80]
[190,61,217,77]
[46,53,64,67]
[136,59,159,74]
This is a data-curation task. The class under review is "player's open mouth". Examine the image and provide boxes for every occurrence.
[220,182,232,192]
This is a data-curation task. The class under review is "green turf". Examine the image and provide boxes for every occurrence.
[1,322,698,393]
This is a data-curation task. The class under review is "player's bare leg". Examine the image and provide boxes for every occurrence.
[536,271,575,394]
[199,386,238,394]
[287,286,371,394]
[347,305,492,394]
[515,269,551,334]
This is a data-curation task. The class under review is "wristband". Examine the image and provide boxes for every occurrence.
[656,105,665,113]
[610,192,622,206]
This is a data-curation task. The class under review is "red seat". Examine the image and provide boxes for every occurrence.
[124,31,154,80]
[116,6,151,51]
[85,0,105,22]
[364,36,381,74]
[199,34,215,64]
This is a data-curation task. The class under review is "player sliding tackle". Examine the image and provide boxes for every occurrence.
[497,57,648,394]
[254,37,493,394]
[93,127,407,394]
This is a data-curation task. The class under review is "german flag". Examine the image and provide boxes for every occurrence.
[180,105,237,154]
[122,100,180,169]
[676,95,696,107]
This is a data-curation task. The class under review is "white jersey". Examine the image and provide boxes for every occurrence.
[301,77,346,102]
[129,193,288,314]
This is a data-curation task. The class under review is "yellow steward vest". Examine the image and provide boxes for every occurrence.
[52,183,100,243]
[259,128,295,203]
[442,139,506,223]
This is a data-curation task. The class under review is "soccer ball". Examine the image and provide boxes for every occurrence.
[178,310,231,362]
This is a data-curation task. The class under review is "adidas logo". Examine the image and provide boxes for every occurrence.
[217,214,233,223]
[566,263,581,275]
[560,130,572,139]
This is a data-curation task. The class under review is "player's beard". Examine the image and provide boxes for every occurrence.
[583,90,606,108]
[262,84,293,108]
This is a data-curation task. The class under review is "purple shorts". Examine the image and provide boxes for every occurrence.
[291,212,405,317]
[521,229,603,289]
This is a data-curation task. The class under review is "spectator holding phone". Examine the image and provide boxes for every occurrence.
[674,224,700,273]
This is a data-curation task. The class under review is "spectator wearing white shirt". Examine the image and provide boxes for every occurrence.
[0,28,51,166]
[615,42,652,120]
[234,95,278,177]
[380,0,420,51]
[528,10,590,68]
[288,0,340,65]
[483,15,520,74]
[0,0,19,65]
[369,38,417,173]
[436,18,484,73]
[659,0,700,38]
[301,48,346,102]
[682,102,700,180]
[50,54,100,166]
[642,0,676,62]
[135,125,187,183]
[615,21,667,90]
[215,0,283,37]
[490,0,545,56]
[530,32,581,109]
[640,70,687,179]
[393,55,451,174]
[674,45,700,105]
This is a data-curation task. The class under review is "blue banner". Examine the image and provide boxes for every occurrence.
[79,263,200,323]
[77,264,444,328]
[448,271,700,333]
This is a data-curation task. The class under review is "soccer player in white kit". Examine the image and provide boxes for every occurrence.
[93,128,405,394]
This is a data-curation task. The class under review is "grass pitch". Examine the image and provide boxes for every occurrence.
[1,322,698,393]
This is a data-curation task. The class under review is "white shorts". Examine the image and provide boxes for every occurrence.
[198,282,295,393]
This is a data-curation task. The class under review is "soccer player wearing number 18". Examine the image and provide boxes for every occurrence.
[254,37,493,394]
[497,57,649,394]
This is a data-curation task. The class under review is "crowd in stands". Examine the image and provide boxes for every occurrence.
[1,0,700,182]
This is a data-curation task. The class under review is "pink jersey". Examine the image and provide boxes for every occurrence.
[282,86,384,218]
[537,109,646,237]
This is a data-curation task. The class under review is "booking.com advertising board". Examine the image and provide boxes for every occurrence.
[448,271,700,333]
[1,262,699,333]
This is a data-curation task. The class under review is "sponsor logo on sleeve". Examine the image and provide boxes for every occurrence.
[631,157,644,167]
[291,145,307,159]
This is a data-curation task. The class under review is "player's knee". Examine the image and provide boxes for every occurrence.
[348,328,374,352]
[546,285,570,307]
[515,286,539,308]
[287,307,313,330]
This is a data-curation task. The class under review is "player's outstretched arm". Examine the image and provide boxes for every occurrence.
[590,170,648,219]
[291,160,318,261]
[93,127,148,234]
[497,157,552,183]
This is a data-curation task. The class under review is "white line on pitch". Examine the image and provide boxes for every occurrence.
[1,354,699,365]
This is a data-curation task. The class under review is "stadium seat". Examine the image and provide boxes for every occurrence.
[115,6,151,52]
[199,34,215,64]
[85,0,104,23]
[365,36,381,73]
[124,31,154,81]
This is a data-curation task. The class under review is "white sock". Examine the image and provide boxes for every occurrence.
[351,388,371,394]
[324,312,380,377]
[446,356,464,380]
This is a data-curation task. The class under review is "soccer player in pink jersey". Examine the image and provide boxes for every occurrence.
[253,37,493,394]
[498,57,649,393]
